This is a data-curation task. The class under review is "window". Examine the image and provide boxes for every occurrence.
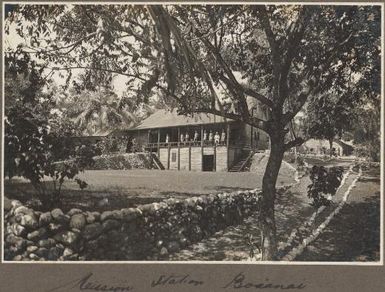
[171,152,177,162]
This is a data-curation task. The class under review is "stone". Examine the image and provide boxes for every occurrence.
[47,223,64,233]
[100,210,121,221]
[179,237,188,248]
[67,208,83,217]
[106,229,122,242]
[51,209,70,225]
[56,243,65,251]
[38,238,56,249]
[83,223,103,240]
[63,247,74,257]
[35,247,49,258]
[5,225,14,236]
[159,247,168,256]
[15,238,27,252]
[54,231,80,247]
[184,198,196,208]
[6,245,18,255]
[85,240,99,251]
[111,210,123,220]
[47,247,62,260]
[12,223,27,237]
[91,212,101,221]
[27,227,47,241]
[66,254,79,261]
[26,245,39,253]
[51,208,64,219]
[195,205,203,212]
[14,206,32,215]
[26,198,43,210]
[121,222,138,234]
[12,213,23,224]
[85,212,96,224]
[6,234,27,250]
[70,214,87,230]
[57,215,70,225]
[150,203,161,211]
[39,212,53,226]
[11,200,23,209]
[102,219,120,232]
[121,208,141,222]
[12,255,23,261]
[158,202,168,209]
[164,198,179,205]
[20,213,38,229]
[29,253,40,260]
[167,241,180,253]
[100,211,113,221]
[138,204,153,213]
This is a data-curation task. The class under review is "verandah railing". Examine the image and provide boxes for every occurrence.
[145,140,229,148]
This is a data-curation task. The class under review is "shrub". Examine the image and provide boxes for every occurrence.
[307,165,344,208]
[96,136,130,154]
[354,144,380,162]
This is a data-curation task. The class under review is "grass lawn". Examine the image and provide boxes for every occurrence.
[5,167,296,212]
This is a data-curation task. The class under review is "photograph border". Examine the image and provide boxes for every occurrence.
[1,0,384,268]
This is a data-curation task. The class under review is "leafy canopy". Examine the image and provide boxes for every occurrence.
[5,4,381,147]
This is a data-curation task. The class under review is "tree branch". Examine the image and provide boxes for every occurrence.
[255,6,279,61]
[241,84,274,108]
[282,91,310,125]
[194,107,268,132]
[254,6,281,101]
[279,7,311,102]
[27,32,97,55]
[284,137,305,150]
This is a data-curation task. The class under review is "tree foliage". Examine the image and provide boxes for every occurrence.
[4,53,96,208]
[57,88,141,136]
[305,92,357,153]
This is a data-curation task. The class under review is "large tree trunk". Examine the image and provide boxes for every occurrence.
[260,133,285,260]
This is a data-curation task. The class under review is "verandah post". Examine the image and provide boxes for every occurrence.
[157,128,160,157]
[226,123,230,171]
[177,127,180,170]
[201,126,204,171]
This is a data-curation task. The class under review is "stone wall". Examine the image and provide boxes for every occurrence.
[4,190,261,261]
[88,153,154,170]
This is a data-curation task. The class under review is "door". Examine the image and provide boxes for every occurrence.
[202,154,214,171]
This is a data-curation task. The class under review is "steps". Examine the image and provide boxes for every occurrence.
[229,151,254,172]
[150,153,165,170]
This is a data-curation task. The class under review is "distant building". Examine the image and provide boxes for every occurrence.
[111,108,270,172]
[300,138,354,156]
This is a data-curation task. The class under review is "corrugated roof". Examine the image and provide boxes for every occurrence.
[130,109,234,130]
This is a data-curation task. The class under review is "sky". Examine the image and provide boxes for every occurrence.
[4,19,132,96]
[4,16,247,104]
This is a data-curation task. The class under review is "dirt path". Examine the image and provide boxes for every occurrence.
[169,175,315,261]
[170,164,380,262]
[295,168,380,262]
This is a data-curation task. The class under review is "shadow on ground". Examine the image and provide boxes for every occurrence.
[296,193,380,262]
[170,176,314,261]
